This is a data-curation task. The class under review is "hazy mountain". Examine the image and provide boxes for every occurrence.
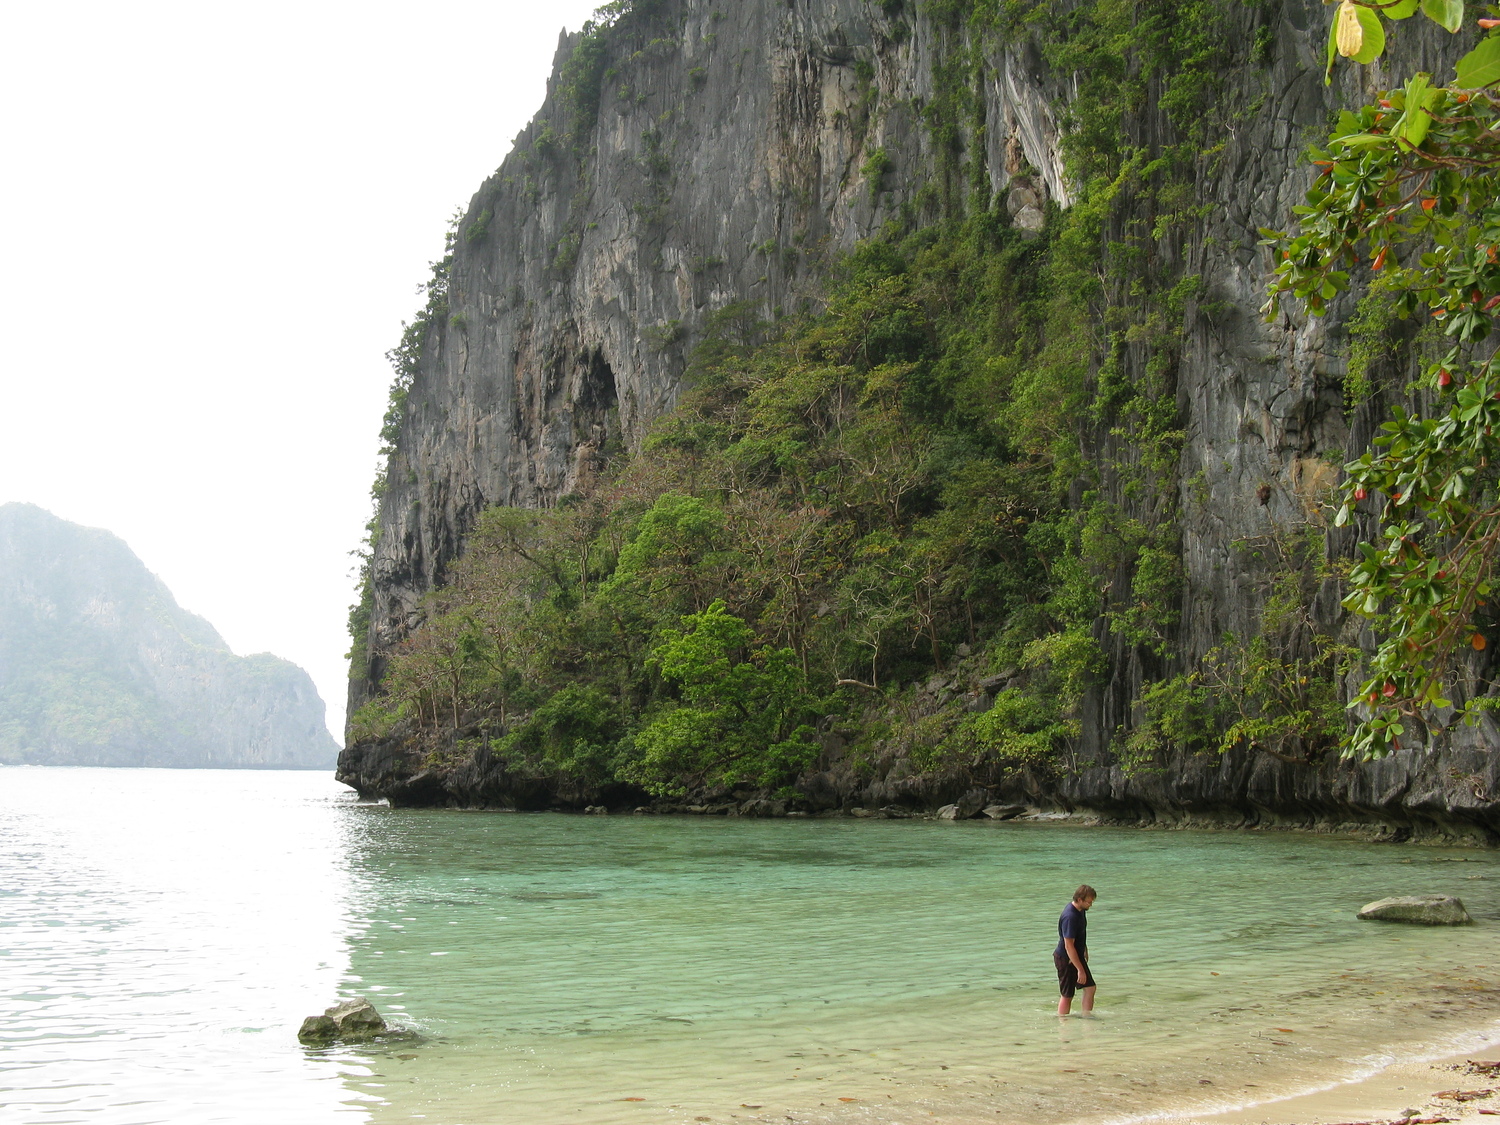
[0,503,337,768]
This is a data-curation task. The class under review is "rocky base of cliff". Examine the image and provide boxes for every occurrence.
[339,723,1500,845]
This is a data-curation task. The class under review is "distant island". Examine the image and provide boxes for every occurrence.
[0,503,338,769]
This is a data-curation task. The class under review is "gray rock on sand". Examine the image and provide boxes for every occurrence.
[298,997,390,1044]
[1356,895,1474,925]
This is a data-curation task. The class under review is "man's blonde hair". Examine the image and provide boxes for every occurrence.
[1073,885,1097,903]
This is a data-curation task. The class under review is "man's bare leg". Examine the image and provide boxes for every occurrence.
[1058,993,1072,1016]
[1079,985,1096,1014]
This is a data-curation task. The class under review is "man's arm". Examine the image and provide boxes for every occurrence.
[1064,937,1089,981]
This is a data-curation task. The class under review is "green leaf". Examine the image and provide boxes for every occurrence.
[1352,5,1386,63]
[1421,0,1463,33]
[1326,13,1340,83]
[1393,74,1437,146]
[1456,34,1500,87]
[1386,0,1420,17]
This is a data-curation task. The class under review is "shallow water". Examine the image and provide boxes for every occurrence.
[4,769,1500,1125]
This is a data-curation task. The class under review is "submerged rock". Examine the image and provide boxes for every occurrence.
[1356,895,1474,925]
[298,997,390,1044]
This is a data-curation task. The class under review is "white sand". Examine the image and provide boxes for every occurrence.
[1166,1045,1500,1125]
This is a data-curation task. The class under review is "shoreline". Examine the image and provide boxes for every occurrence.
[1141,1027,1500,1125]
[340,791,1500,848]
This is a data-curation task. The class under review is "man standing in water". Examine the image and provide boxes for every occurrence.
[1055,884,1097,1016]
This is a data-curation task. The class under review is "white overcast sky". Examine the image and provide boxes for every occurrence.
[0,0,602,737]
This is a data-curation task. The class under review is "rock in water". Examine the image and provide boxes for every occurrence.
[1357,895,1474,925]
[298,997,389,1044]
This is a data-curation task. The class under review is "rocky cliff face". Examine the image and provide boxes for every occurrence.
[352,0,1072,702]
[0,504,338,769]
[346,0,1496,836]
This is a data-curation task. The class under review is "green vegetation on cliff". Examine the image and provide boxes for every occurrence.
[352,0,1479,797]
[1268,0,1500,757]
[351,212,1096,794]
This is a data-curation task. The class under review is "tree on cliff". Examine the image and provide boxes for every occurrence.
[625,600,820,797]
[1268,0,1500,756]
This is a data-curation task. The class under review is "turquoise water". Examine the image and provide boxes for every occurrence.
[4,769,1500,1125]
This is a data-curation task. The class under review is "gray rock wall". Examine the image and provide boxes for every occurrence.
[354,0,1071,703]
[348,0,1496,831]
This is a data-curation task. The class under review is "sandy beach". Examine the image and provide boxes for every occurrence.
[1168,1042,1500,1125]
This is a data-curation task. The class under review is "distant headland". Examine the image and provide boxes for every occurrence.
[0,502,337,769]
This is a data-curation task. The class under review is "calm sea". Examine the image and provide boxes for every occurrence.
[3,768,1500,1125]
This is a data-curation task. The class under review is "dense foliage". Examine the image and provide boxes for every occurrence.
[351,218,1106,794]
[1268,0,1500,757]
[353,0,1401,795]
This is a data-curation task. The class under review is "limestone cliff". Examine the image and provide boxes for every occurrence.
[345,0,1498,836]
[351,0,1071,703]
[0,504,338,769]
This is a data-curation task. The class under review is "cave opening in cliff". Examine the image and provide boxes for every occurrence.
[576,347,621,470]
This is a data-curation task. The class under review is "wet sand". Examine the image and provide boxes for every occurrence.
[1171,1045,1500,1125]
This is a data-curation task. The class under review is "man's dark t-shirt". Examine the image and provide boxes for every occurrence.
[1054,902,1087,960]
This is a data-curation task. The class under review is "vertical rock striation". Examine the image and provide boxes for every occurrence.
[347,0,1496,834]
[352,0,1072,705]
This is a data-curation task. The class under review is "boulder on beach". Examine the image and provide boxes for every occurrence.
[297,997,390,1044]
[1356,895,1473,925]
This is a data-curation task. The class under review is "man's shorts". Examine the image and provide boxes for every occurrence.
[1054,951,1096,998]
